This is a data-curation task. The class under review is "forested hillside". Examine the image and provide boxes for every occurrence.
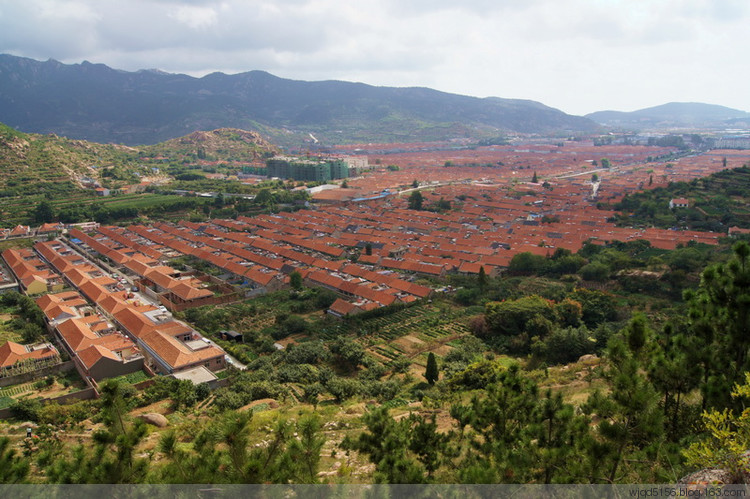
[608,165,750,231]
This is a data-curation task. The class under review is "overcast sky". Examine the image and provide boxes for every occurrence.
[1,0,748,116]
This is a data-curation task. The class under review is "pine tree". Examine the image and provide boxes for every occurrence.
[0,436,29,483]
[581,316,664,483]
[408,190,424,210]
[648,324,701,440]
[425,352,439,385]
[289,270,303,290]
[685,241,750,410]
[532,171,538,183]
[529,389,584,484]
[478,265,487,292]
[344,406,427,483]
[287,414,326,483]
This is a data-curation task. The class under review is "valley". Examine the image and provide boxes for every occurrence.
[1,118,750,484]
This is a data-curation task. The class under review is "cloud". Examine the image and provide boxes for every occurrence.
[169,4,219,30]
[0,0,749,114]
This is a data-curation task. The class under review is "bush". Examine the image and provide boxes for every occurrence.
[212,389,245,411]
[10,397,43,422]
[532,326,595,365]
[284,341,330,365]
[484,295,554,337]
[579,262,610,282]
[326,377,362,402]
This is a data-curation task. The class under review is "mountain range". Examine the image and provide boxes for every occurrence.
[0,54,598,146]
[585,102,750,129]
[2,54,748,147]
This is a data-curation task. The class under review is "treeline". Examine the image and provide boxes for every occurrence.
[33,197,208,225]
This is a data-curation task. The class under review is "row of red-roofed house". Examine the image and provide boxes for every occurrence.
[0,237,228,385]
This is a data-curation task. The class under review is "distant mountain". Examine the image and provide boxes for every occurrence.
[0,54,598,146]
[586,102,750,129]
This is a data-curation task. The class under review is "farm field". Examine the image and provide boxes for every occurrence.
[0,370,87,409]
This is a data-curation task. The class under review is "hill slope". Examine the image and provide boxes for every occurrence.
[0,123,278,197]
[0,54,599,146]
[586,102,750,129]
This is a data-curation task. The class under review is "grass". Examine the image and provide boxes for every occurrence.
[109,370,150,385]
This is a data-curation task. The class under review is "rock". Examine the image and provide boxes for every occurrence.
[679,468,736,485]
[578,354,599,364]
[139,413,168,428]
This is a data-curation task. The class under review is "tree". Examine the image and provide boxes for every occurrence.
[0,437,29,483]
[554,298,583,328]
[45,380,148,483]
[477,265,487,291]
[34,200,55,224]
[581,316,664,483]
[326,376,361,402]
[450,364,577,483]
[484,295,554,337]
[343,406,429,483]
[425,352,439,385]
[287,414,326,483]
[508,252,548,274]
[302,383,324,410]
[591,173,599,182]
[408,413,449,478]
[532,171,538,183]
[329,336,366,371]
[365,243,373,256]
[684,241,750,410]
[289,270,303,291]
[408,190,424,210]
[412,180,419,188]
[600,158,611,168]
[254,188,273,205]
[648,324,701,440]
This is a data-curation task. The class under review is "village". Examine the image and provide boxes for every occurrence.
[1,139,750,414]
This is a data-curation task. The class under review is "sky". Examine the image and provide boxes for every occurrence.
[1,0,749,116]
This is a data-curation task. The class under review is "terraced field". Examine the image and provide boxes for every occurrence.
[358,303,472,366]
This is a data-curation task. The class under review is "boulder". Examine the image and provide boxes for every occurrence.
[139,413,168,428]
[578,354,599,365]
[679,468,736,485]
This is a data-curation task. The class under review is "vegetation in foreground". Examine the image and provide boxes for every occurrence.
[0,237,749,484]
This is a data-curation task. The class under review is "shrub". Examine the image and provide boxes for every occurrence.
[10,397,43,422]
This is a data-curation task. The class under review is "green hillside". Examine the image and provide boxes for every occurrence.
[0,123,281,227]
[0,54,598,146]
[607,165,750,232]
